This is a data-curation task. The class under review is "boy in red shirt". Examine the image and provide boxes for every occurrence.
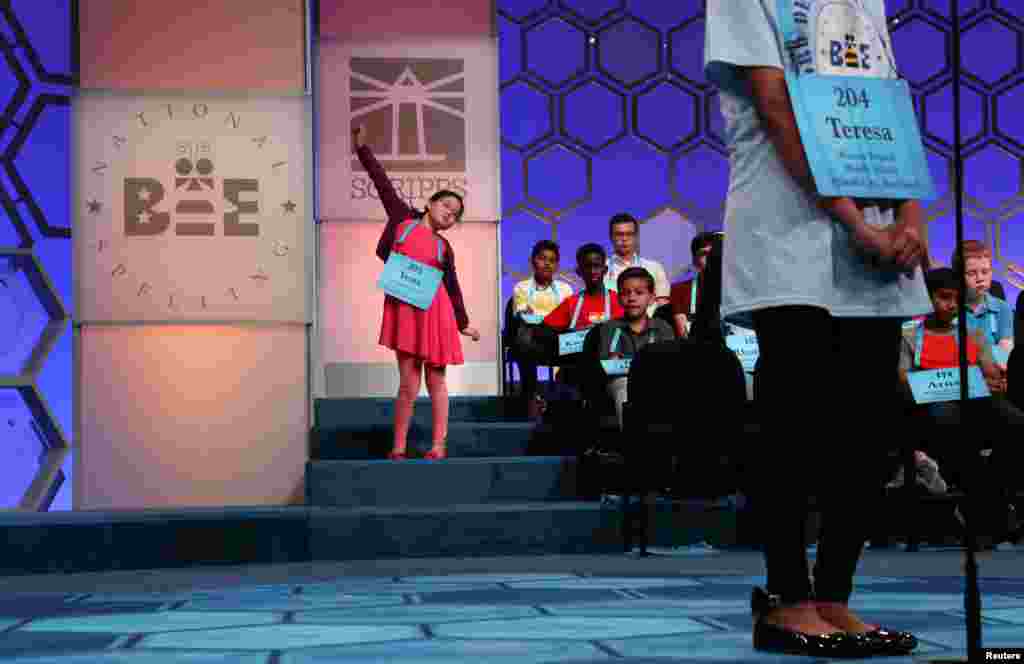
[543,243,624,331]
[543,243,624,394]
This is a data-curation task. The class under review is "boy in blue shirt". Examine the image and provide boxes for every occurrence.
[953,240,1014,365]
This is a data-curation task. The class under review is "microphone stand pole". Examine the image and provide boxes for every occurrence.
[952,1,983,660]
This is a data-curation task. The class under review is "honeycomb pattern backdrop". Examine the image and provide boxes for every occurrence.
[496,0,1024,303]
[3,2,1024,510]
[0,0,73,510]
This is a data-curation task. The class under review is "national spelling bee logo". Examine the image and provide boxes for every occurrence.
[124,139,263,238]
[350,57,468,205]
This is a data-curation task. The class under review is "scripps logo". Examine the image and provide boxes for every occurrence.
[123,140,262,238]
[350,57,468,205]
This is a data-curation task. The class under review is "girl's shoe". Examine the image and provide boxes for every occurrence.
[387,450,407,461]
[750,588,873,659]
[423,441,447,460]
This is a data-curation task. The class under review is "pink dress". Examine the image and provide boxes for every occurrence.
[379,219,464,366]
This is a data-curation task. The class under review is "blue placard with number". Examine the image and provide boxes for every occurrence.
[725,333,760,373]
[907,367,990,404]
[377,252,443,311]
[558,329,588,356]
[777,0,936,200]
[601,358,632,376]
[787,74,935,200]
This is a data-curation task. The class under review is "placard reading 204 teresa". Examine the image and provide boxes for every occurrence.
[788,75,936,200]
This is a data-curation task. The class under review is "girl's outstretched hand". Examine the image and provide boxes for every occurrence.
[461,327,481,342]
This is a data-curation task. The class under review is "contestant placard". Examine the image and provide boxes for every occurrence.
[788,74,935,200]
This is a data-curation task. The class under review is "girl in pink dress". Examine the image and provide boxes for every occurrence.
[353,126,480,460]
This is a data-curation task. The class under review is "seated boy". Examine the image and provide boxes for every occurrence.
[667,232,717,338]
[953,240,1014,365]
[584,266,675,430]
[510,240,573,415]
[543,243,625,392]
[900,268,1024,491]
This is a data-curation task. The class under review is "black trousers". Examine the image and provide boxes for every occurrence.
[752,306,901,604]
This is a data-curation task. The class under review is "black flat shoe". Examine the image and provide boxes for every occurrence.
[860,626,918,656]
[751,588,875,659]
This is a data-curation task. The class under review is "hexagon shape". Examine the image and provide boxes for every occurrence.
[0,249,68,512]
[0,387,46,509]
[0,381,67,510]
[501,78,554,151]
[669,17,707,88]
[962,15,1021,88]
[560,77,627,151]
[433,615,710,640]
[890,15,949,88]
[0,251,66,377]
[995,84,1024,151]
[633,79,699,153]
[524,17,587,89]
[963,142,1024,212]
[922,79,987,149]
[671,142,729,209]
[6,94,72,238]
[144,623,423,650]
[524,142,591,217]
[559,0,624,25]
[631,0,702,31]
[638,207,698,282]
[596,16,661,89]
[497,0,550,23]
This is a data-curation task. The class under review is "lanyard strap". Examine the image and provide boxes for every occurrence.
[527,279,555,304]
[689,278,698,316]
[397,220,443,263]
[610,326,657,356]
[570,289,611,329]
[775,0,899,78]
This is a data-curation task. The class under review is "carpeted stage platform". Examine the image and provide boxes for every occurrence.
[0,551,1022,662]
[5,395,1021,661]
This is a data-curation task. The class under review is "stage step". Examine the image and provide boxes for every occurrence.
[312,420,536,460]
[314,397,527,430]
[0,501,742,576]
[310,502,620,560]
[309,500,740,561]
[307,457,577,508]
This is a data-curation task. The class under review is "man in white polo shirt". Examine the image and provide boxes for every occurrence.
[604,213,670,315]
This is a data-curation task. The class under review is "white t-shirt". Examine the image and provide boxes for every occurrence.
[512,277,573,317]
[704,0,931,323]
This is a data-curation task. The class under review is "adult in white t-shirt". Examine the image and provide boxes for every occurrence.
[604,213,670,315]
[706,0,927,658]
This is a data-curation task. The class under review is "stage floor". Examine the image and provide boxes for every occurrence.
[0,548,1021,662]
